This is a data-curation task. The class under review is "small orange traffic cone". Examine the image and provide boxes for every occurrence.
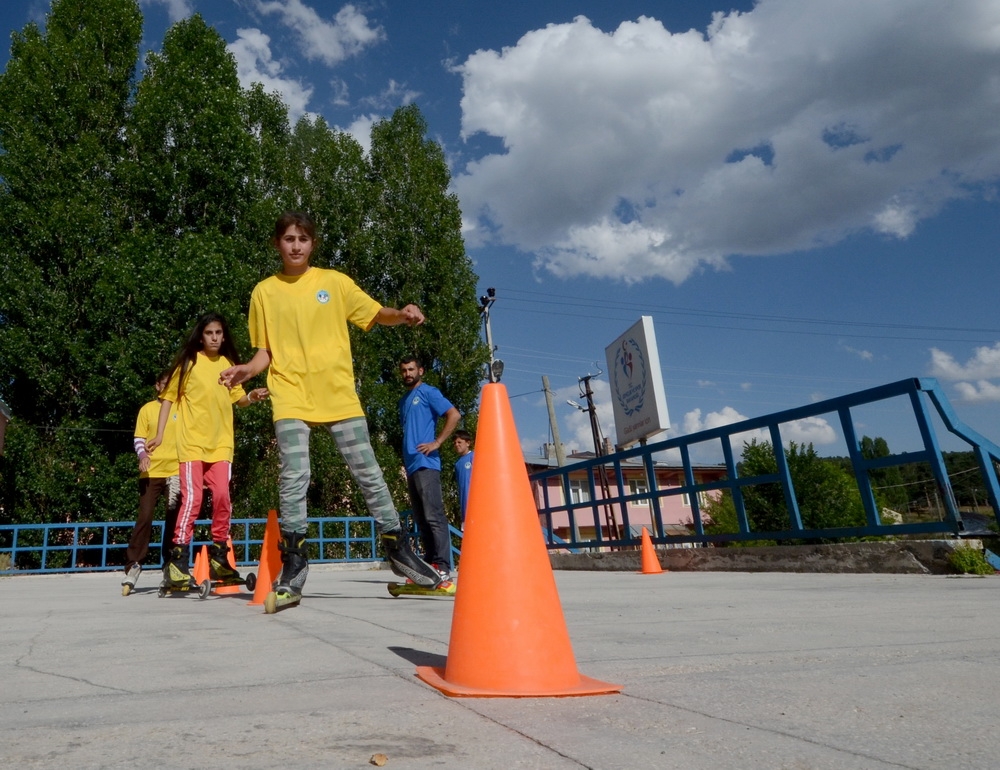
[639,526,664,574]
[193,544,210,586]
[248,510,281,606]
[416,383,622,698]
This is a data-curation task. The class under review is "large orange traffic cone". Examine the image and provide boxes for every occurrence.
[416,383,622,698]
[248,510,281,606]
[193,544,210,586]
[639,526,664,574]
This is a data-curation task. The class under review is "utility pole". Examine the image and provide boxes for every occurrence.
[569,371,621,544]
[542,375,566,466]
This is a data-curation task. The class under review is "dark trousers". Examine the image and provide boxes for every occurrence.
[406,468,452,570]
[126,476,180,567]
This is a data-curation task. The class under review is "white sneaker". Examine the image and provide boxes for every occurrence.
[121,563,141,595]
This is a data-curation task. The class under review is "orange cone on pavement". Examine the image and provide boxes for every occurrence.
[416,382,622,698]
[639,526,664,574]
[193,544,210,586]
[248,510,281,606]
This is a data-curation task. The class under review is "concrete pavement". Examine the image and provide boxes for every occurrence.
[2,566,999,769]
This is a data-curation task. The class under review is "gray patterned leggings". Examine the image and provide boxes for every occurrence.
[274,417,401,536]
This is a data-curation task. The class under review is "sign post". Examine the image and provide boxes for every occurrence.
[604,316,669,450]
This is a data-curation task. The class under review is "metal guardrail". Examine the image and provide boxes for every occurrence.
[0,513,464,576]
[532,378,1000,550]
[5,378,996,572]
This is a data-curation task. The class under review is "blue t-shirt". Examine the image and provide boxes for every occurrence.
[455,450,474,522]
[399,382,455,475]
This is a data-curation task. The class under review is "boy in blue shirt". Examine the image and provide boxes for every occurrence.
[452,430,474,529]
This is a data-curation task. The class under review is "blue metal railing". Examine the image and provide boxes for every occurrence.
[532,378,1000,550]
[0,513,464,576]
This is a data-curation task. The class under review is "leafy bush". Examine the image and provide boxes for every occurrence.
[947,544,994,575]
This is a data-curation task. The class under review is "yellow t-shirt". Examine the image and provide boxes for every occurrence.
[135,399,179,478]
[249,267,381,423]
[162,352,246,463]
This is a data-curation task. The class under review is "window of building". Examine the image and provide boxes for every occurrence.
[682,491,709,507]
[628,479,649,506]
[569,479,591,504]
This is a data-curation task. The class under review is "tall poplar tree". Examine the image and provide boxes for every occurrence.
[0,0,143,525]
[361,106,486,451]
[0,6,484,530]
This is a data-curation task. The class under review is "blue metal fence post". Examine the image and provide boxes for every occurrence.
[908,388,963,533]
[769,424,803,531]
[839,406,881,528]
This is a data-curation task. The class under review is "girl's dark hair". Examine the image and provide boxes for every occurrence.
[273,210,317,242]
[166,312,241,400]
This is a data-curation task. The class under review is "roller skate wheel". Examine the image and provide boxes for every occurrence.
[122,584,132,597]
[198,581,210,600]
[264,591,277,614]
[157,586,167,598]
[245,572,256,592]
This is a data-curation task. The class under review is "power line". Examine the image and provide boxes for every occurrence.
[496,286,1000,343]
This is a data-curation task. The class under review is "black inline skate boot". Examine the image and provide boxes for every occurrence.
[207,541,242,582]
[381,528,443,588]
[162,544,194,589]
[264,531,309,614]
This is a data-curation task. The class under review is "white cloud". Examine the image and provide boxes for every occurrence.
[840,343,874,361]
[360,79,422,111]
[954,380,1000,402]
[930,343,1000,380]
[329,77,351,106]
[680,406,836,450]
[340,114,378,155]
[682,405,748,434]
[782,416,837,445]
[228,28,313,124]
[453,0,1000,283]
[253,1,384,67]
[931,342,1000,403]
[678,406,765,461]
[141,0,193,23]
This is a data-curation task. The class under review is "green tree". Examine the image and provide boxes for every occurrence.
[0,7,485,531]
[706,440,867,543]
[0,0,144,525]
[859,435,909,513]
[0,0,143,427]
[361,106,487,450]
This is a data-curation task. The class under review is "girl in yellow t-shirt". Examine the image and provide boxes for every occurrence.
[148,312,268,589]
[218,211,443,611]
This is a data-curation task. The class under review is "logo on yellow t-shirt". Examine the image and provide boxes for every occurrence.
[317,290,330,304]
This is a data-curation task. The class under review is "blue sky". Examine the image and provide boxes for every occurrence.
[4,0,1000,462]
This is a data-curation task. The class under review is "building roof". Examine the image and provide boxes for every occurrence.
[523,448,724,473]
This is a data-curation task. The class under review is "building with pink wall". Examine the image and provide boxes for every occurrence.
[525,447,726,543]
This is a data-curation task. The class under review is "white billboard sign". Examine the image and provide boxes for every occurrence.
[605,316,669,449]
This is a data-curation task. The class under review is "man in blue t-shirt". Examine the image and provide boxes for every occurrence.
[399,356,461,577]
[452,430,474,528]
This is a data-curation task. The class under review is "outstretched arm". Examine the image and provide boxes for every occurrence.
[236,388,270,408]
[371,304,425,328]
[219,348,272,389]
